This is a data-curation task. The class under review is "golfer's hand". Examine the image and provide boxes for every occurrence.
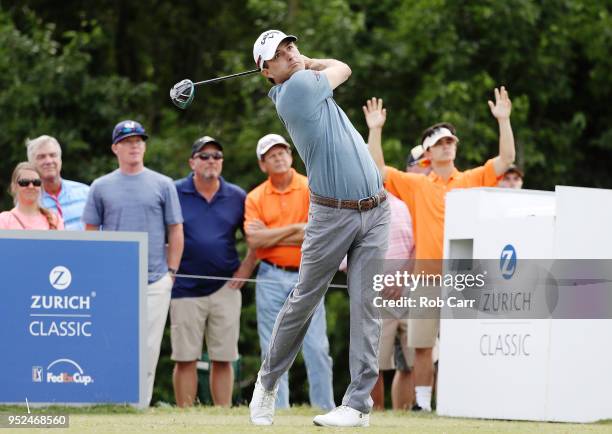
[301,55,313,69]
[363,97,387,130]
[488,86,512,120]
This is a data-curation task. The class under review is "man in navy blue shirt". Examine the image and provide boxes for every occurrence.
[171,136,257,407]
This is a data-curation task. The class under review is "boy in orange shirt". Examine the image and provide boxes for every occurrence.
[364,88,515,411]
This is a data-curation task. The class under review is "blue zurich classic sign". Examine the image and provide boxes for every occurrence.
[0,231,147,407]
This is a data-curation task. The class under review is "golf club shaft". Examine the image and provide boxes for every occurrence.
[193,68,260,87]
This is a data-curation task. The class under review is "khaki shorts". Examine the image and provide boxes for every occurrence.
[407,285,440,348]
[378,318,414,370]
[170,283,241,362]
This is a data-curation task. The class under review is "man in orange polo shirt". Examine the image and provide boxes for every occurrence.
[245,133,335,410]
[364,88,515,411]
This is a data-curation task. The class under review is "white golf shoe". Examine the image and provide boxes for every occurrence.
[313,405,370,427]
[249,378,277,426]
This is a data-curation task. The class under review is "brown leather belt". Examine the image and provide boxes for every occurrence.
[310,190,387,211]
[262,259,300,273]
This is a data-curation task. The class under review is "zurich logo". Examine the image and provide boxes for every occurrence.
[49,266,72,290]
[499,244,517,280]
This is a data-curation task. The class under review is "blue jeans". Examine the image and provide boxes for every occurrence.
[256,261,335,410]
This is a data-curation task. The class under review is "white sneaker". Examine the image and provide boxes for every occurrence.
[249,378,277,425]
[313,405,370,427]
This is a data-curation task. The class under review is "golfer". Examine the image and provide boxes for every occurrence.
[248,30,390,427]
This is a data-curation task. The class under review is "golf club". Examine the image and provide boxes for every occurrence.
[170,68,261,109]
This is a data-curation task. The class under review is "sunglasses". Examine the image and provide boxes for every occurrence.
[118,126,145,135]
[194,151,223,161]
[409,159,431,168]
[17,178,42,187]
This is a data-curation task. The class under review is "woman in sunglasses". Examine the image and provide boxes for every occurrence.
[0,162,64,230]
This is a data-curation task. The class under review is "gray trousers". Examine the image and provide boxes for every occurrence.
[259,197,391,413]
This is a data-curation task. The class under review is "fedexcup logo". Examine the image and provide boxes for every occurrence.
[49,266,71,290]
[32,358,94,386]
[500,244,517,280]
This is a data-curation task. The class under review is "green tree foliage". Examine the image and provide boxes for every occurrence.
[2,0,611,405]
[0,8,153,208]
[344,0,612,189]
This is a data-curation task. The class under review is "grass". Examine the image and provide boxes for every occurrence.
[1,405,610,433]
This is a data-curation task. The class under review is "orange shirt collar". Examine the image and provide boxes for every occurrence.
[264,168,300,194]
[428,167,461,185]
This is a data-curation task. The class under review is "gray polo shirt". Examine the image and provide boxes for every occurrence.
[269,69,381,200]
[82,168,183,283]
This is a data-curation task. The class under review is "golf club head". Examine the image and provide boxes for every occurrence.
[170,79,195,109]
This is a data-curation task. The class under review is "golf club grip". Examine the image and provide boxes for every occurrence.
[193,68,260,86]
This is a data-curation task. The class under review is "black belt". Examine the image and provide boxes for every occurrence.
[310,190,387,211]
[262,259,299,273]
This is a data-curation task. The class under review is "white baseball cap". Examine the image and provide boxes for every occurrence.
[257,134,291,160]
[253,30,298,68]
[406,144,426,165]
[422,127,459,151]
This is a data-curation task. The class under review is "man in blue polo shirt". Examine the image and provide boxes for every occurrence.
[171,136,257,407]
[27,135,90,230]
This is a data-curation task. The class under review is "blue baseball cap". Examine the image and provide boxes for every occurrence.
[112,120,148,144]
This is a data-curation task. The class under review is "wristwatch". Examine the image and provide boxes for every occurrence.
[168,267,177,275]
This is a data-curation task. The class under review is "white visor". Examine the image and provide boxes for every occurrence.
[422,127,459,151]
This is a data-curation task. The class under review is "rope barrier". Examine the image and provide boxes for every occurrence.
[173,272,348,289]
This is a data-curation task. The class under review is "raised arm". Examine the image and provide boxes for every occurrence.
[302,55,351,90]
[488,86,515,175]
[363,97,388,182]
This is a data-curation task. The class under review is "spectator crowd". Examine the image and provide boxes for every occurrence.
[1,91,522,411]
